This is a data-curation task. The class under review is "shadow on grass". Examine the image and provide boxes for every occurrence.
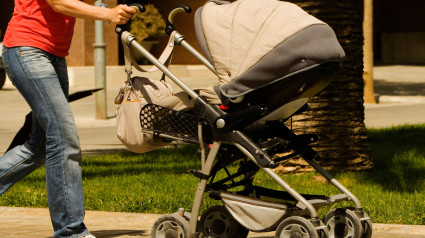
[20,124,425,193]
[80,125,425,194]
[17,145,203,184]
[24,125,425,194]
[354,125,425,193]
[79,125,425,193]
[80,145,202,179]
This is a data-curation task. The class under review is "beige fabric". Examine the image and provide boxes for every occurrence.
[155,91,195,111]
[156,88,221,112]
[199,86,222,105]
[116,77,174,153]
[221,192,287,231]
[224,199,286,231]
[200,0,325,86]
[155,86,221,111]
[115,78,218,153]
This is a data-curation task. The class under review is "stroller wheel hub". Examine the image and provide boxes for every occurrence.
[200,205,247,238]
[151,213,190,238]
[210,219,226,234]
[281,225,309,238]
[324,208,363,238]
[275,216,319,238]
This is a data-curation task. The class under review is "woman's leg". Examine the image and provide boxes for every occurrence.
[0,111,46,192]
[1,46,90,238]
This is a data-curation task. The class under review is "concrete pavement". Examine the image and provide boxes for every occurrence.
[0,206,425,238]
[1,65,425,237]
[365,65,425,128]
[1,206,425,238]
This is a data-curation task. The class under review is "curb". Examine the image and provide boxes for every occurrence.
[376,95,425,104]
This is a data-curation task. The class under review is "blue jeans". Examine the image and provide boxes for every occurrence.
[1,46,91,238]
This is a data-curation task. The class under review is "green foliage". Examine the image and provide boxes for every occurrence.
[1,125,425,225]
[129,4,166,42]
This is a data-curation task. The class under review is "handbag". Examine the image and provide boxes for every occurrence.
[115,31,176,153]
[115,77,173,153]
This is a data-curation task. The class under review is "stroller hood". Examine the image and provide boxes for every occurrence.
[195,0,345,98]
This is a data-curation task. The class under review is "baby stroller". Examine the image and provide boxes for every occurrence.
[116,0,372,237]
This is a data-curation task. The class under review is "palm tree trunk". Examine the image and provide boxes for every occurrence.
[279,0,373,172]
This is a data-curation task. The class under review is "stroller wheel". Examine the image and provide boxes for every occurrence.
[200,205,249,238]
[324,208,363,238]
[275,216,319,238]
[151,213,190,238]
[361,212,372,238]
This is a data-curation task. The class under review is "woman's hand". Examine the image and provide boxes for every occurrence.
[108,5,137,25]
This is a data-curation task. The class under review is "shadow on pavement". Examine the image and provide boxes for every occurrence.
[91,229,148,238]
[374,80,425,96]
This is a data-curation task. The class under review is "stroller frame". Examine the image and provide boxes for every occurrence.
[117,3,371,238]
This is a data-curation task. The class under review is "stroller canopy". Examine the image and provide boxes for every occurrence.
[195,0,345,98]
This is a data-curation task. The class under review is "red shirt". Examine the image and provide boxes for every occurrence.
[3,0,76,57]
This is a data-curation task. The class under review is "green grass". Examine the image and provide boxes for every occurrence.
[1,125,425,225]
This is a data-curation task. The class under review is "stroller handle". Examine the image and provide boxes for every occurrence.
[166,5,192,35]
[115,3,146,36]
[129,4,146,13]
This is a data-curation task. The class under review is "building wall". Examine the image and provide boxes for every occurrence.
[374,0,425,64]
[67,0,119,66]
[151,1,208,64]
[3,0,423,65]
[0,1,14,41]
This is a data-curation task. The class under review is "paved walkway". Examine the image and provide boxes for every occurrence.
[1,65,425,237]
[1,206,425,238]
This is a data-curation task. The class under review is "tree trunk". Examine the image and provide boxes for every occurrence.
[278,0,373,173]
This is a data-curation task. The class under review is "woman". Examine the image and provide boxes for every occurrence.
[1,0,136,237]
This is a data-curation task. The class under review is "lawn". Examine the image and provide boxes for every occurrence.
[0,125,425,224]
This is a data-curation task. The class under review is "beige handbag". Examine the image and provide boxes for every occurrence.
[115,31,175,153]
[115,77,173,153]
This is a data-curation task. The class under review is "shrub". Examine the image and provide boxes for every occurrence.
[129,4,166,42]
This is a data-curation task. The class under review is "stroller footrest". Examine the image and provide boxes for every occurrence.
[327,194,350,204]
[296,199,328,210]
[296,194,350,210]
[188,169,209,180]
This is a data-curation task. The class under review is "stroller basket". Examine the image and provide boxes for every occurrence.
[219,191,288,232]
[140,104,199,143]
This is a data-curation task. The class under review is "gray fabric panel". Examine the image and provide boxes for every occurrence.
[194,7,214,66]
[220,24,345,97]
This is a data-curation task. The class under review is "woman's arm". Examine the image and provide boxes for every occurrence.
[46,0,137,24]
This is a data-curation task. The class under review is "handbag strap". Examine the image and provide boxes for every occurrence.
[121,31,176,76]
